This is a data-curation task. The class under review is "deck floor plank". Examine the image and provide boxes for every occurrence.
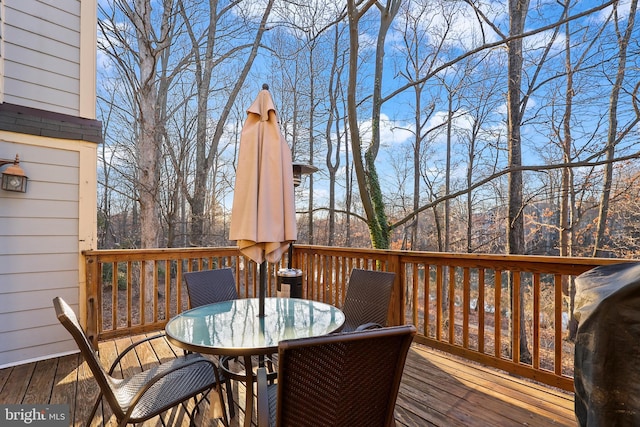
[0,363,35,404]
[418,347,574,414]
[399,372,509,426]
[50,354,81,426]
[402,348,527,426]
[97,338,118,427]
[22,358,57,404]
[0,365,11,396]
[0,336,576,427]
[404,347,572,425]
[75,359,101,427]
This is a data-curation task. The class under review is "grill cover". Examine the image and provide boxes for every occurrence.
[574,262,640,426]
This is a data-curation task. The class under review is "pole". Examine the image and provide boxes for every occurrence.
[259,260,267,317]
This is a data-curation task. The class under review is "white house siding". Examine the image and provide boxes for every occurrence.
[0,133,97,368]
[2,0,81,116]
[0,0,99,367]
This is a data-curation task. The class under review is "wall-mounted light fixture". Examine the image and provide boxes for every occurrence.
[0,154,28,193]
[292,162,318,187]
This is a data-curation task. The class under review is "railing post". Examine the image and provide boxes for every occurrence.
[388,253,404,326]
[85,253,99,350]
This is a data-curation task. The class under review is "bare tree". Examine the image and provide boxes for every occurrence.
[325,23,348,246]
[395,0,442,250]
[593,0,638,257]
[98,0,176,310]
[176,0,276,246]
[346,0,401,249]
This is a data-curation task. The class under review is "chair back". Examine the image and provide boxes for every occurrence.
[341,268,396,332]
[184,267,238,308]
[275,325,416,427]
[52,297,124,418]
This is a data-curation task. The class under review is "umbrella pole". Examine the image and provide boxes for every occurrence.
[259,260,267,317]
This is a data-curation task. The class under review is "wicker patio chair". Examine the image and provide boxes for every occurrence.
[256,324,416,427]
[183,267,239,308]
[341,268,396,332]
[53,297,228,427]
[183,267,240,416]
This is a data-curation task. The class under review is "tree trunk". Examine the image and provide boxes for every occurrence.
[128,0,169,310]
[593,0,638,257]
[326,24,343,247]
[507,0,532,363]
[445,93,453,252]
[189,0,275,246]
[346,0,400,249]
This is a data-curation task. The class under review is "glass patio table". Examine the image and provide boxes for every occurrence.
[165,297,345,426]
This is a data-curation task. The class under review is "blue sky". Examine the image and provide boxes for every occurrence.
[96,0,640,221]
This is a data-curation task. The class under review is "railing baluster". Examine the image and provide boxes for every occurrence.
[495,269,502,359]
[448,265,455,344]
[513,271,521,364]
[554,273,563,376]
[533,273,541,370]
[127,261,132,328]
[425,264,431,338]
[436,265,443,341]
[463,267,470,348]
[111,261,117,332]
[478,268,485,354]
[411,264,419,327]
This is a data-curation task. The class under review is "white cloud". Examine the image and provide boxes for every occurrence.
[395,0,506,53]
[358,113,414,146]
[523,28,566,61]
[594,0,634,23]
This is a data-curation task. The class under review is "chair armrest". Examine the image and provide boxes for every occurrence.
[108,333,168,374]
[257,367,270,427]
[355,322,383,331]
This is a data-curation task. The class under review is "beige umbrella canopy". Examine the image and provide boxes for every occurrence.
[230,85,296,313]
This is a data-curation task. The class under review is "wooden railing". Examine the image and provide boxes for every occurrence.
[84,245,629,392]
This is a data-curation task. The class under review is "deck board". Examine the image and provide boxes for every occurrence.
[22,358,57,404]
[1,363,35,404]
[401,345,574,426]
[0,335,576,426]
[50,354,80,425]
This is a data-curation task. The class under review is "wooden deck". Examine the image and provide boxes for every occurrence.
[0,334,576,426]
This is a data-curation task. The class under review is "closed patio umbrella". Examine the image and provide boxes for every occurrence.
[229,84,296,317]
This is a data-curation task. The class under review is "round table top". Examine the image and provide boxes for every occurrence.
[165,297,345,356]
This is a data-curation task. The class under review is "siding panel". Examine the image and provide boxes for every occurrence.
[0,309,59,334]
[0,325,75,357]
[0,338,77,368]
[0,270,78,294]
[0,199,78,219]
[19,183,79,203]
[3,0,81,115]
[0,253,77,276]
[0,287,78,366]
[0,236,78,255]
[2,142,80,167]
[4,18,79,50]
[2,78,80,114]
[5,56,79,90]
[0,218,77,236]
[0,138,83,366]
[4,1,79,48]
[0,287,78,317]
